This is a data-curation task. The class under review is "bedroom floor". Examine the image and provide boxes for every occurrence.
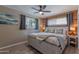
[0,43,78,54]
[63,46,78,54]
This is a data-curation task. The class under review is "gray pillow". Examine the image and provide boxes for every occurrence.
[50,29,55,33]
[55,29,63,34]
[45,28,49,32]
[45,28,55,33]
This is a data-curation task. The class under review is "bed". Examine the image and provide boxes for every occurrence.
[28,27,68,54]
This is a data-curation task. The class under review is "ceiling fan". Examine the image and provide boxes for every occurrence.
[32,5,51,15]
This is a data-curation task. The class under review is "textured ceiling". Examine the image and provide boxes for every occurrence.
[4,5,78,18]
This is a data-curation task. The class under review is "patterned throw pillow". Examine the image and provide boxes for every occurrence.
[55,29,63,34]
[50,29,55,33]
[45,28,55,33]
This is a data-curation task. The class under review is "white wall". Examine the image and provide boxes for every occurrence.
[0,6,33,48]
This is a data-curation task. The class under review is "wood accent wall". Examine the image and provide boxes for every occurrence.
[39,10,78,33]
[71,10,77,35]
[39,18,47,32]
[72,10,77,27]
[46,13,66,19]
[39,13,66,32]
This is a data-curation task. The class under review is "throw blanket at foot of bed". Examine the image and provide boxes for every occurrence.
[28,35,67,54]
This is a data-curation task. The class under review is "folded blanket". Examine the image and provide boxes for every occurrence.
[35,37,45,41]
[45,37,60,46]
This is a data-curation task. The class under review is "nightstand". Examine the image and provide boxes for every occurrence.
[67,35,78,47]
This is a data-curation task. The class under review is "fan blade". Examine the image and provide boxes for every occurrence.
[39,5,46,10]
[43,5,46,9]
[43,11,51,12]
[39,5,42,9]
[39,5,42,11]
[32,7,39,11]
[34,12,39,13]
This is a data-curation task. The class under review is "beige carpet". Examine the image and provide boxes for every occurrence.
[63,46,77,54]
[0,43,35,54]
[0,43,78,54]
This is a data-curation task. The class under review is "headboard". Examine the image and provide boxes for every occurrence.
[45,27,68,35]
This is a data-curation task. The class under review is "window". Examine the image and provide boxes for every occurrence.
[26,17,38,30]
[55,17,67,25]
[47,17,67,26]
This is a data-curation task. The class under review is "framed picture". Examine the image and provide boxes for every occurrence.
[0,13,18,25]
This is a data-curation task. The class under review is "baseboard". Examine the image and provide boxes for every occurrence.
[0,41,28,50]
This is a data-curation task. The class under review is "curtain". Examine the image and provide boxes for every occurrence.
[35,18,38,30]
[67,11,73,31]
[45,18,48,27]
[20,15,26,30]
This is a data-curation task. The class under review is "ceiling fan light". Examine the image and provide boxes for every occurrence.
[39,12,44,15]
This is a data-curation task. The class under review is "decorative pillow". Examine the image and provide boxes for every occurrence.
[45,28,55,33]
[50,29,55,33]
[46,37,59,46]
[45,28,49,32]
[55,29,63,34]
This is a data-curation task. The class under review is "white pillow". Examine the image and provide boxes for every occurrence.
[46,37,59,46]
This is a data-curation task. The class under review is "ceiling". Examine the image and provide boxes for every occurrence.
[4,5,78,18]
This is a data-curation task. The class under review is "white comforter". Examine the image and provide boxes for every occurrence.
[30,32,66,39]
[29,32,67,50]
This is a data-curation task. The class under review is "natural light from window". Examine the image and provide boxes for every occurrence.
[47,17,67,26]
[25,17,38,29]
